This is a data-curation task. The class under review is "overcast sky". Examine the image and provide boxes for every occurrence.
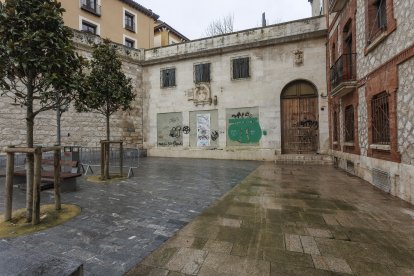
[138,0,312,39]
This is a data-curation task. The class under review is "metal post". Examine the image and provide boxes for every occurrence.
[100,141,104,179]
[4,146,15,221]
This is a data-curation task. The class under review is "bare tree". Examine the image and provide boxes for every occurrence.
[204,14,234,36]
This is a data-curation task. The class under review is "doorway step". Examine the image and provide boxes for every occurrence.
[275,154,333,165]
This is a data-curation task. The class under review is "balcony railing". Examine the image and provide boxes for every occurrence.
[329,0,348,13]
[330,53,356,92]
[81,0,101,16]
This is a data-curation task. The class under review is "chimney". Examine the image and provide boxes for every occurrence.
[262,12,267,27]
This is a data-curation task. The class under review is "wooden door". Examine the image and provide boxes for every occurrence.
[281,81,319,154]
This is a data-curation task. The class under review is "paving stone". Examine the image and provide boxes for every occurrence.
[165,248,208,275]
[0,157,259,275]
[285,234,303,253]
[203,240,233,254]
[312,255,353,274]
[306,228,333,239]
[300,235,320,255]
[198,252,270,276]
[270,262,332,276]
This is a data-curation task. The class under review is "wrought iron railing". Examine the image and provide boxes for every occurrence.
[81,0,101,16]
[330,53,357,90]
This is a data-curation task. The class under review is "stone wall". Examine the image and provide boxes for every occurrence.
[142,17,328,161]
[398,57,414,165]
[357,86,368,156]
[356,0,414,78]
[0,31,144,149]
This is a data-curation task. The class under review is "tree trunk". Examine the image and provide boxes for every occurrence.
[105,114,110,179]
[25,84,34,222]
[53,149,61,210]
[4,148,15,222]
[32,147,42,225]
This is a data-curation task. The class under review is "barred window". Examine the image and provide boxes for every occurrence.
[367,0,387,44]
[371,92,390,145]
[232,57,250,79]
[344,105,354,142]
[194,63,210,83]
[161,68,176,88]
[333,111,339,142]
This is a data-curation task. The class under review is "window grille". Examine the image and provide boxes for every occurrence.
[344,105,354,142]
[371,92,390,145]
[194,63,210,83]
[161,68,176,88]
[232,57,250,79]
[367,0,387,44]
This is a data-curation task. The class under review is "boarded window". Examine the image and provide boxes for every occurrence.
[371,92,390,144]
[232,57,250,79]
[161,68,176,88]
[194,63,210,83]
[344,105,354,142]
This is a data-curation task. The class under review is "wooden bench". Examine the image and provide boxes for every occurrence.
[13,160,82,192]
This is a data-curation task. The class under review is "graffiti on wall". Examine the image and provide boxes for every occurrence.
[197,114,211,147]
[157,113,183,147]
[228,117,262,144]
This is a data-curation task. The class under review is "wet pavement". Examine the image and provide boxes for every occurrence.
[0,157,260,275]
[128,163,414,275]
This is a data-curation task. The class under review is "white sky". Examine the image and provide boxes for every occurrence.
[137,0,312,39]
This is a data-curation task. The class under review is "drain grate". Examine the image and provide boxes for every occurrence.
[372,168,391,193]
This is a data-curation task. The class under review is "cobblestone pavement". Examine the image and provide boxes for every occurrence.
[128,163,414,276]
[0,157,260,275]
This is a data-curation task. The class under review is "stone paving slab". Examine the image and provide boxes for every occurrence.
[127,163,414,275]
[0,157,259,275]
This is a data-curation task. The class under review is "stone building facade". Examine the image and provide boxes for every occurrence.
[327,0,414,204]
[0,31,145,149]
[142,16,329,160]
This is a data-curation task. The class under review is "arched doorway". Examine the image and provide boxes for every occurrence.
[281,80,319,154]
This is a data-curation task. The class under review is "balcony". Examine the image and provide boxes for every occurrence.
[330,53,357,97]
[329,0,348,13]
[81,0,101,16]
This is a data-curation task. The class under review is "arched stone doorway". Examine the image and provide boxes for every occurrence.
[281,80,319,154]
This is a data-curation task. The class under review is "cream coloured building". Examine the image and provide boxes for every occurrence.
[60,0,159,49]
[154,21,190,48]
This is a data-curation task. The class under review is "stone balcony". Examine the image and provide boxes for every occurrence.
[329,0,348,13]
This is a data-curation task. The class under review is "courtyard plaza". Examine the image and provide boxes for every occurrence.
[1,157,414,275]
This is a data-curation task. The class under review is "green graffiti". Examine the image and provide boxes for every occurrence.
[228,118,262,144]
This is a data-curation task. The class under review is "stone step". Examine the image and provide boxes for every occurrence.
[275,154,333,165]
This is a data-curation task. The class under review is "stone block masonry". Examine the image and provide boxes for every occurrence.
[0,31,144,149]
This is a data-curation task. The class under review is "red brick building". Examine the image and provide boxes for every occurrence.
[325,0,414,203]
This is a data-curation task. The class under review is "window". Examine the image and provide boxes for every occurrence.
[232,57,250,79]
[161,68,176,88]
[371,92,390,145]
[194,63,210,83]
[125,12,135,32]
[333,111,339,142]
[367,0,387,44]
[82,20,97,35]
[125,38,135,48]
[344,105,354,142]
[80,0,100,15]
